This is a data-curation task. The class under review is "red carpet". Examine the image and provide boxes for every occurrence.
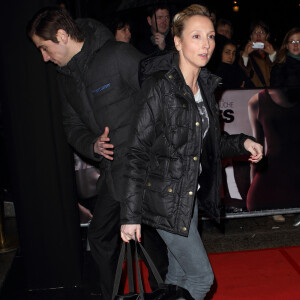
[123,246,300,299]
[207,246,300,299]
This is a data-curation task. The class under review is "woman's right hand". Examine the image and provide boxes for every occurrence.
[242,42,255,57]
[120,224,141,243]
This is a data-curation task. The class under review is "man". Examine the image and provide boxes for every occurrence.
[216,18,233,40]
[28,7,167,299]
[134,5,174,55]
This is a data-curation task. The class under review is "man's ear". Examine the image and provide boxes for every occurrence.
[147,16,152,27]
[174,36,181,51]
[56,29,69,44]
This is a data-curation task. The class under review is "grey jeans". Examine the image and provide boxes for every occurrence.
[157,201,214,300]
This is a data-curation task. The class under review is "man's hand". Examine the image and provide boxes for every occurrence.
[244,138,263,163]
[93,126,114,160]
[153,32,166,50]
[121,224,141,243]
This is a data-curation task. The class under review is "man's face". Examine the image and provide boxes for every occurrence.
[148,9,170,34]
[250,26,268,43]
[32,34,70,67]
[217,24,232,40]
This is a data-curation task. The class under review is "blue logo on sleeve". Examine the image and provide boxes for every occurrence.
[92,83,111,93]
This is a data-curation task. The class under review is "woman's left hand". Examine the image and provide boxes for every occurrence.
[244,139,263,163]
[121,224,141,243]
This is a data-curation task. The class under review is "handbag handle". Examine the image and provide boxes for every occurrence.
[134,238,164,285]
[111,237,164,300]
[112,241,135,300]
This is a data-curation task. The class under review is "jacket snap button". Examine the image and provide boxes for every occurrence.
[147,182,151,187]
[193,157,198,161]
[183,92,186,96]
[195,122,200,126]
[183,104,187,108]
[168,74,173,79]
[168,188,173,193]
[182,227,187,232]
[188,191,193,196]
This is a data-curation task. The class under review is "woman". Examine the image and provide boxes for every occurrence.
[238,20,276,87]
[120,5,263,300]
[247,88,300,211]
[109,16,132,43]
[216,40,253,89]
[270,27,300,87]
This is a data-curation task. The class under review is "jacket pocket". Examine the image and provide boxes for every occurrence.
[142,174,178,218]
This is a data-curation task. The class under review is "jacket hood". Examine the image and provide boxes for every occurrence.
[58,18,114,75]
[139,51,177,85]
[139,51,221,89]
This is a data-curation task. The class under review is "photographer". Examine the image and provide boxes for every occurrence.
[239,20,276,87]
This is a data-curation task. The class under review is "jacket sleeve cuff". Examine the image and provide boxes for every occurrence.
[120,202,142,225]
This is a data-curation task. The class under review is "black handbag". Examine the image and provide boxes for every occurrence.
[112,238,194,300]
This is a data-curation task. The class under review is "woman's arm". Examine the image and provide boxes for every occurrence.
[120,78,163,242]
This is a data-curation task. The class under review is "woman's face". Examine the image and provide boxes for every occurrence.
[174,15,215,71]
[286,33,300,56]
[221,44,236,64]
[115,24,131,43]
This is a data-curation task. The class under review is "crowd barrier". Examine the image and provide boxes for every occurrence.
[217,89,300,218]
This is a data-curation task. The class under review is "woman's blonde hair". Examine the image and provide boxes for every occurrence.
[171,4,210,38]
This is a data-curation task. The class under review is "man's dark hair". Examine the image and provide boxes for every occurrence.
[146,4,170,18]
[217,18,233,31]
[27,7,84,43]
[108,15,130,35]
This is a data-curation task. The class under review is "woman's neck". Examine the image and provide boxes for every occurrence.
[179,61,201,94]
[288,52,300,61]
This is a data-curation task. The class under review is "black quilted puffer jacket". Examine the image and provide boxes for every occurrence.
[121,52,251,236]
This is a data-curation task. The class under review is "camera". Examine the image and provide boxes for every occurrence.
[252,42,264,49]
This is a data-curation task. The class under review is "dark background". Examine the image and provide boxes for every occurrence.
[66,0,300,47]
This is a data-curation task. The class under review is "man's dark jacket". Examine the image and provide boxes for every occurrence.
[134,27,174,55]
[121,52,251,236]
[57,19,144,201]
